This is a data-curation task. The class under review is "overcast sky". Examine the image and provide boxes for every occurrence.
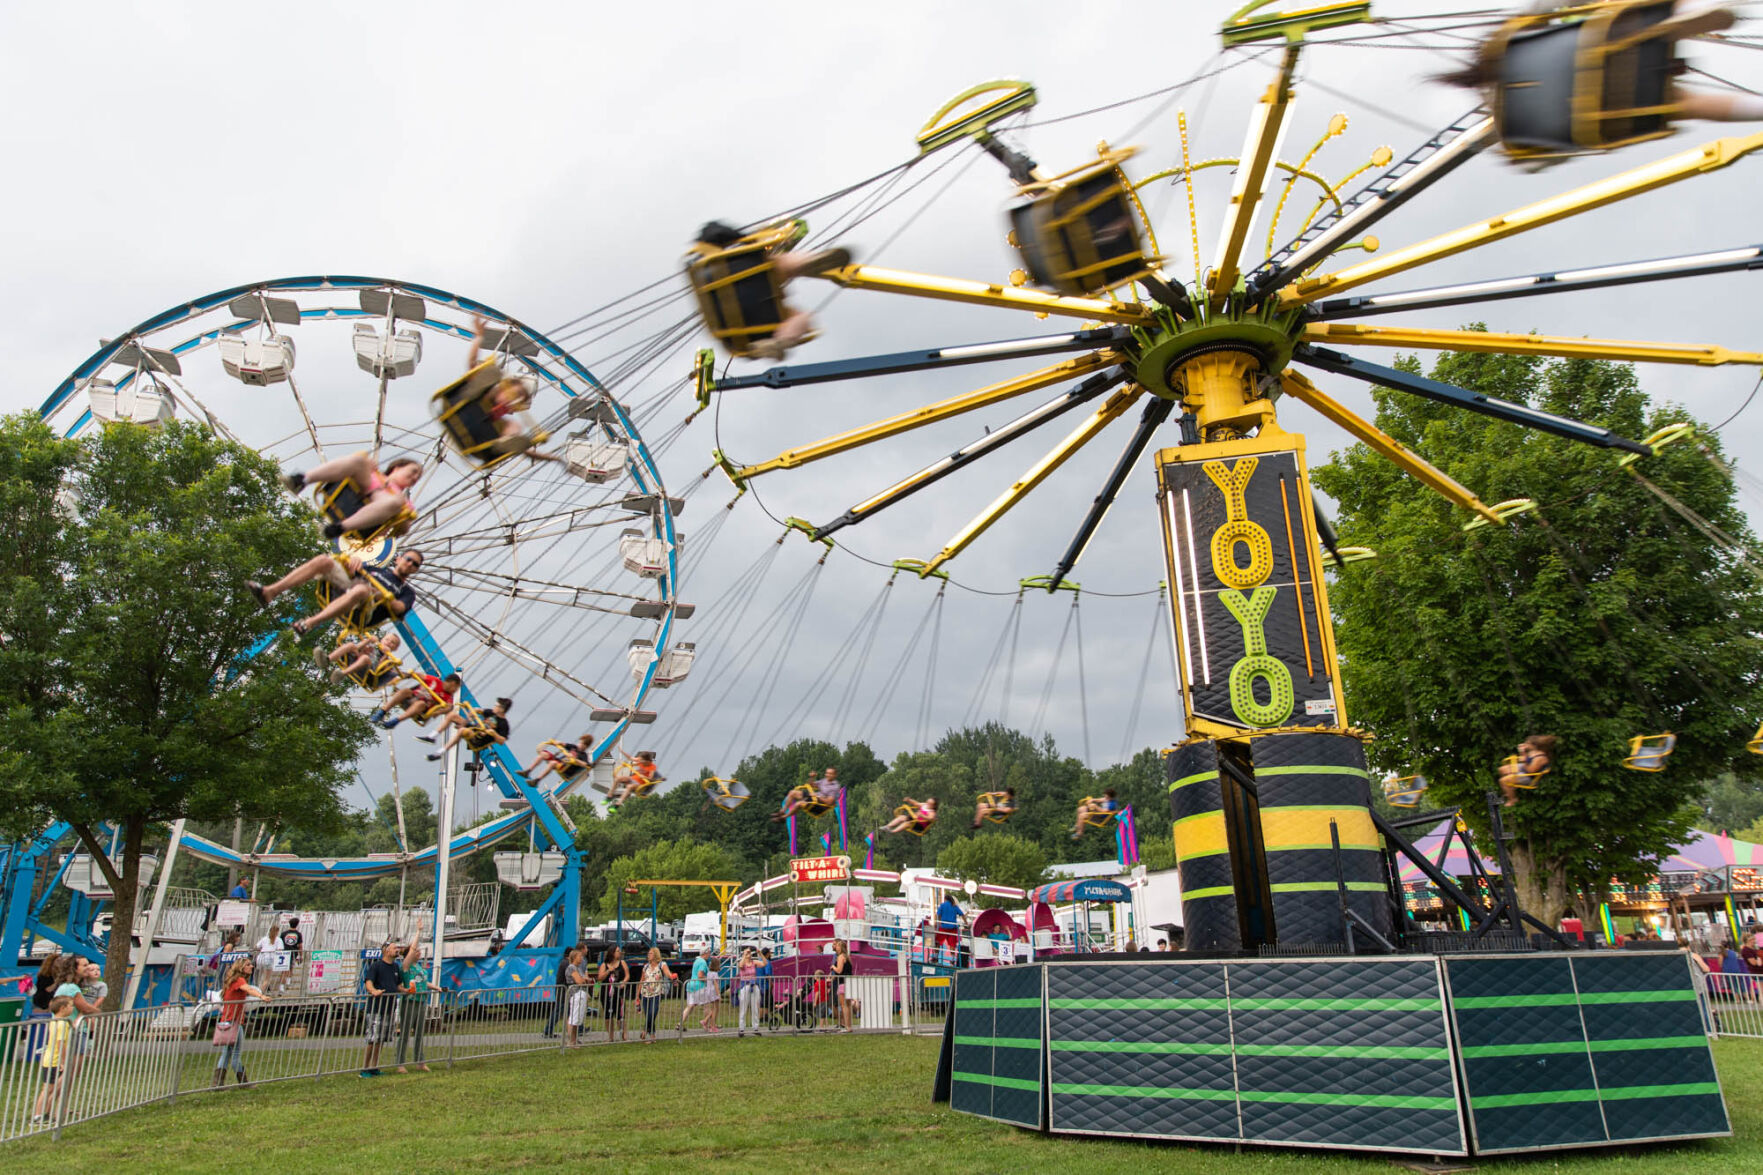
[6,2,1761,826]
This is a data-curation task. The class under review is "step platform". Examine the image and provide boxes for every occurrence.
[934,951,1727,1157]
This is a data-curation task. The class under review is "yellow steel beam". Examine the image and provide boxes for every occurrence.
[1209,44,1302,308]
[1303,322,1763,367]
[920,385,1144,574]
[1279,370,1502,524]
[1280,129,1763,305]
[733,350,1120,482]
[815,264,1153,325]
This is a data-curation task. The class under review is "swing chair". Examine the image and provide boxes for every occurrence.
[1076,797,1122,831]
[453,702,507,753]
[1383,775,1429,808]
[1007,146,1159,297]
[311,556,403,636]
[1500,754,1550,791]
[1624,731,1677,771]
[1477,0,1726,160]
[430,358,549,469]
[975,791,1015,824]
[702,776,750,811]
[331,633,405,692]
[313,477,417,545]
[890,800,938,837]
[1748,720,1763,756]
[684,219,809,359]
[533,739,590,784]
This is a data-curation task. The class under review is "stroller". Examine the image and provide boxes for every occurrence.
[768,976,823,1032]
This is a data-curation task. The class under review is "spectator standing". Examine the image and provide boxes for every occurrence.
[680,946,720,1035]
[395,939,430,1073]
[360,942,402,1077]
[53,956,102,1086]
[24,954,60,1054]
[1741,931,1763,974]
[564,948,591,1048]
[831,939,855,1033]
[278,918,304,955]
[735,948,761,1037]
[754,949,775,1033]
[31,996,74,1126]
[637,947,673,1043]
[212,957,266,1087]
[600,946,632,1043]
[229,880,249,901]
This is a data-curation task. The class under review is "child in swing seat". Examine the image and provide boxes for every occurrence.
[1497,734,1556,807]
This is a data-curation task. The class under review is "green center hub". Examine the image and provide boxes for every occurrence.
[1131,306,1303,400]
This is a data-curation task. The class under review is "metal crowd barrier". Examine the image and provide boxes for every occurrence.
[0,967,957,1145]
[1700,970,1763,1039]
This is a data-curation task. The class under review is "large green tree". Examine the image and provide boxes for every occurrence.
[1313,348,1763,922]
[0,416,372,1003]
[596,838,742,922]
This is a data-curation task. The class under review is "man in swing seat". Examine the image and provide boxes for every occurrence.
[246,548,422,637]
[689,220,854,361]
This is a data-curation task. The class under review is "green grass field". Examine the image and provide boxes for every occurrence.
[13,1033,1763,1172]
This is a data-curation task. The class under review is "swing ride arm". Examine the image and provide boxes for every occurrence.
[1304,322,1763,369]
[814,368,1129,540]
[1247,111,1496,301]
[1305,244,1763,320]
[920,385,1144,575]
[710,326,1129,391]
[810,263,1154,325]
[1209,41,1303,307]
[1294,345,1652,454]
[1279,128,1763,306]
[722,352,1120,489]
[1047,396,1175,587]
[1277,369,1503,525]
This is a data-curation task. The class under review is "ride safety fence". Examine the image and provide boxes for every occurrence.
[0,973,947,1145]
[1700,970,1763,1040]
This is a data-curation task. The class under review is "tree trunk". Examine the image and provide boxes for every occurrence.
[1507,840,1570,929]
[102,817,146,1012]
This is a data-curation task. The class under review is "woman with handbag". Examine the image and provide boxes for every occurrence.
[212,958,266,1088]
[637,947,673,1043]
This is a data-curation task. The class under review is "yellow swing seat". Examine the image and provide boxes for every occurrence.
[1623,732,1676,772]
[1077,796,1122,830]
[1501,754,1550,790]
[893,803,935,837]
[314,477,417,545]
[535,739,588,783]
[1008,147,1158,297]
[1748,719,1763,756]
[312,556,401,635]
[613,761,661,798]
[1383,775,1429,809]
[1481,0,1701,159]
[336,638,406,692]
[684,220,806,359]
[976,791,1015,824]
[703,776,750,812]
[430,358,548,469]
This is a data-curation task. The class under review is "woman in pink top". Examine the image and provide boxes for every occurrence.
[280,453,423,539]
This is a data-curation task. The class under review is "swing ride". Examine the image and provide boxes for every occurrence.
[681,1,1753,1154]
[16,276,686,995]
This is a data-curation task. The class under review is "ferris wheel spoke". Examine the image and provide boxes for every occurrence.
[1304,244,1763,320]
[713,327,1129,392]
[421,594,624,708]
[1279,128,1763,306]
[717,350,1122,490]
[1278,369,1500,524]
[919,384,1144,575]
[1303,322,1763,368]
[814,367,1128,540]
[811,263,1152,325]
[1047,396,1176,588]
[1295,344,1651,454]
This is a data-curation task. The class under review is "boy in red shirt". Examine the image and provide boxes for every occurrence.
[372,673,460,729]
